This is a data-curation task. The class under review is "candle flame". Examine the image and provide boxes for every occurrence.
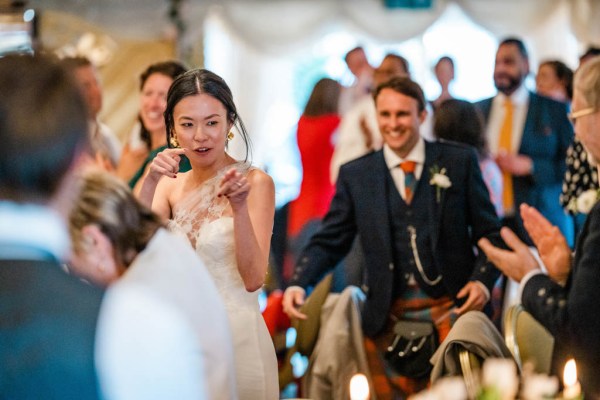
[350,373,369,400]
[563,359,577,387]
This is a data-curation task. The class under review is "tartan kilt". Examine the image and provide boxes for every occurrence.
[364,284,456,400]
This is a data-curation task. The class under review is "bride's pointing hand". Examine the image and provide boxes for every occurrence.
[148,148,186,180]
[218,168,250,209]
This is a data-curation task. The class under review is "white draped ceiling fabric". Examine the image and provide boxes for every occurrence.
[198,0,599,55]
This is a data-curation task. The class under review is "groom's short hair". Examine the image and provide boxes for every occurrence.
[373,77,426,113]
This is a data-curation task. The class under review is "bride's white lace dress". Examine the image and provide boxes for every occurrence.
[169,163,278,400]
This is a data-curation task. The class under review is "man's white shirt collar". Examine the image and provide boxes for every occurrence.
[0,201,70,261]
[493,83,529,107]
[383,136,426,172]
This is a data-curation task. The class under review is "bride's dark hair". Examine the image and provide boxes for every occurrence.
[164,69,251,162]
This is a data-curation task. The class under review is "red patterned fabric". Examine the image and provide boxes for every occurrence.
[364,289,455,399]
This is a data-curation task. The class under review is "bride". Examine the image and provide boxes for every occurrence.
[138,69,278,399]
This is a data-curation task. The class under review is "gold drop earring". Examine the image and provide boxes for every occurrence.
[169,132,180,148]
[227,131,234,141]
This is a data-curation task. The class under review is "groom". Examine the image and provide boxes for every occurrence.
[283,77,504,395]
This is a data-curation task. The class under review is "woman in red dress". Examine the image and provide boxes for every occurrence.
[287,78,342,240]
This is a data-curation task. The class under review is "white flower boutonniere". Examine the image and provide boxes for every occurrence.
[568,188,600,214]
[429,165,452,203]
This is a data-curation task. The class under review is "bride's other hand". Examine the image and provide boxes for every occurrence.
[218,167,250,208]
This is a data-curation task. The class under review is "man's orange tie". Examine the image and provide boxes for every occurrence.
[400,161,417,204]
[498,99,514,211]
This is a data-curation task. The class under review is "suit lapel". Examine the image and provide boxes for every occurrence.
[424,141,444,250]
[520,91,536,153]
[372,152,394,260]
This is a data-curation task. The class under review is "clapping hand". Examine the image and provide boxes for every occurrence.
[478,226,540,283]
[520,204,571,284]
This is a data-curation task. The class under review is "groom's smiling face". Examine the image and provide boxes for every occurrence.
[376,88,426,158]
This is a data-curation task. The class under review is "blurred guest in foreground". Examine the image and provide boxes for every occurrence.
[68,169,236,400]
[0,53,211,400]
[0,53,104,399]
[479,56,600,398]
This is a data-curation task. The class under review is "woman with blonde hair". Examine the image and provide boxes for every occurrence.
[68,169,236,400]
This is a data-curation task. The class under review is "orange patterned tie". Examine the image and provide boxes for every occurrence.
[498,99,514,211]
[400,161,417,204]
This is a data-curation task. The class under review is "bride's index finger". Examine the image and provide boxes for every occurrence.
[166,147,186,157]
[220,168,240,186]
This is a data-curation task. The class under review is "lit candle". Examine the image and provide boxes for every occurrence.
[563,359,582,399]
[350,373,369,400]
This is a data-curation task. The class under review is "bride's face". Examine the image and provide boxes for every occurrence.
[173,93,232,167]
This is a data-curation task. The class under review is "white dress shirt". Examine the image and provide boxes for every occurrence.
[382,137,426,201]
[0,201,69,261]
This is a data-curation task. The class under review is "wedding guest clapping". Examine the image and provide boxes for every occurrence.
[479,55,600,398]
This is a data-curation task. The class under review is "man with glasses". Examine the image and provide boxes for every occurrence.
[479,56,600,398]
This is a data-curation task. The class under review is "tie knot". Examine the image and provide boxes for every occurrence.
[399,161,416,173]
[504,98,513,109]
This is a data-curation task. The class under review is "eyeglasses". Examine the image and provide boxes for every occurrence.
[568,107,597,124]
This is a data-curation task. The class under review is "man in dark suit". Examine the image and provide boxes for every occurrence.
[283,77,503,396]
[0,54,104,399]
[479,56,600,399]
[475,37,574,246]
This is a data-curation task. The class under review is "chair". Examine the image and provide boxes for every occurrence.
[503,304,554,374]
[459,348,481,400]
[278,273,333,389]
